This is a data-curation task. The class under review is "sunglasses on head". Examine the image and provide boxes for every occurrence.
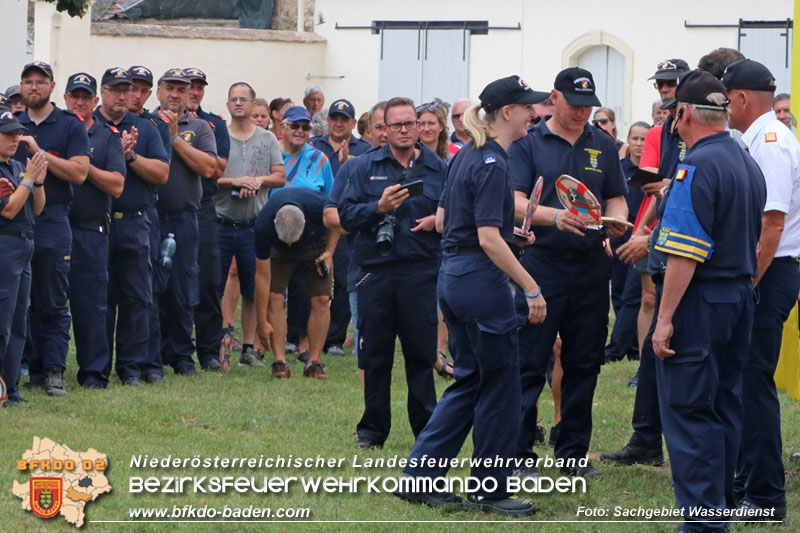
[288,122,312,131]
[416,97,451,115]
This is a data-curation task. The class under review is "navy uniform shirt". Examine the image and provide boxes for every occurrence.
[140,108,172,159]
[509,118,628,253]
[156,115,217,214]
[94,109,169,212]
[339,143,445,272]
[648,114,689,275]
[326,155,367,291]
[310,134,372,177]
[440,139,515,249]
[196,106,230,197]
[13,105,91,206]
[450,131,466,148]
[610,155,645,247]
[255,187,328,260]
[654,131,766,281]
[0,159,34,232]
[70,119,127,222]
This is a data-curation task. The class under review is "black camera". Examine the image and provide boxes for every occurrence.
[375,214,396,256]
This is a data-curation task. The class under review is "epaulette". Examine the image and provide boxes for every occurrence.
[109,125,121,135]
[64,108,84,122]
[207,120,216,130]
[483,153,497,165]
[216,113,226,122]
[765,132,777,143]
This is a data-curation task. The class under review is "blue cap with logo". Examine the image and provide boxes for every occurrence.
[284,106,313,122]
[554,67,601,107]
[66,72,97,95]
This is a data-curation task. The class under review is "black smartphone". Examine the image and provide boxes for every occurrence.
[400,179,424,198]
[316,259,328,279]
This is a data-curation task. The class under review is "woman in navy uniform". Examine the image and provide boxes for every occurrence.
[396,76,547,516]
[0,111,47,406]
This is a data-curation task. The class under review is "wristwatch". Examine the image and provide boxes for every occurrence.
[127,152,138,163]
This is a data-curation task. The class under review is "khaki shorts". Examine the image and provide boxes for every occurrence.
[269,236,333,298]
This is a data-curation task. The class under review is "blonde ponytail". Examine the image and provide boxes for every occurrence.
[462,104,487,148]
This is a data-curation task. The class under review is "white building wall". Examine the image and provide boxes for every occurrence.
[1,0,30,84]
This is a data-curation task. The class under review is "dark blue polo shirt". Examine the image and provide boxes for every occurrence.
[70,119,127,222]
[648,114,689,275]
[156,115,217,214]
[0,159,34,232]
[653,131,765,280]
[94,109,169,212]
[310,134,373,177]
[255,187,328,260]
[196,106,230,197]
[326,155,367,291]
[140,108,172,159]
[13,105,91,206]
[440,139,515,249]
[509,118,628,253]
[610,155,645,247]
[450,131,466,148]
[338,143,445,272]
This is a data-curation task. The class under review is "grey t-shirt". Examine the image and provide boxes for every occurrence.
[214,127,283,221]
[156,115,217,214]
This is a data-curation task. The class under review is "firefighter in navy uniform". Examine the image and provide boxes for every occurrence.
[185,67,230,370]
[650,70,766,531]
[13,60,91,397]
[508,68,629,477]
[338,97,446,449]
[396,76,547,517]
[95,67,170,385]
[63,72,126,388]
[0,111,46,407]
[126,64,173,382]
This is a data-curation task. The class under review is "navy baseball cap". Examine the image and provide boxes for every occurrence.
[184,67,208,85]
[554,68,602,107]
[101,67,132,87]
[675,70,729,109]
[65,72,97,95]
[649,59,690,81]
[284,105,313,122]
[328,99,356,119]
[21,60,53,80]
[0,94,10,111]
[721,59,777,93]
[158,68,190,85]
[479,75,549,113]
[128,65,154,85]
[5,85,21,98]
[0,109,27,133]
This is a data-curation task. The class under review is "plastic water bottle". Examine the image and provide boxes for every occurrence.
[160,233,176,269]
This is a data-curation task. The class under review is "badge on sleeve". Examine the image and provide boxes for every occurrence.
[675,168,686,181]
[483,153,497,165]
[765,132,777,143]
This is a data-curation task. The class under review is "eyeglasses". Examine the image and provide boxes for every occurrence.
[103,85,131,95]
[416,98,450,115]
[654,80,677,90]
[451,113,463,120]
[386,120,418,132]
[594,117,610,124]
[288,122,312,131]
[228,97,252,103]
[21,80,51,88]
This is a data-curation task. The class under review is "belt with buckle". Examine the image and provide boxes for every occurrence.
[443,244,483,254]
[0,227,34,240]
[112,210,144,219]
[217,217,256,229]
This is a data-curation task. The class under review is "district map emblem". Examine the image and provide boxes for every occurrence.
[31,477,63,518]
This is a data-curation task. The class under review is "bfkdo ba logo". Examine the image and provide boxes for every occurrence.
[31,477,63,518]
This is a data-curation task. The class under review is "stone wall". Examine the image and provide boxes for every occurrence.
[270,0,315,32]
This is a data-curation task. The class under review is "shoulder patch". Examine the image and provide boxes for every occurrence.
[109,125,120,135]
[149,118,158,127]
[64,108,84,122]
[216,113,226,122]
[207,120,216,130]
[160,115,169,124]
[483,153,497,165]
[675,167,687,181]
[765,132,777,143]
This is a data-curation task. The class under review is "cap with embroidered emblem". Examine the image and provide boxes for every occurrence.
[479,75,549,113]
[184,67,208,85]
[128,65,154,86]
[0,110,27,133]
[283,106,313,122]
[158,68,190,85]
[554,68,601,107]
[328,99,355,119]
[21,60,53,80]
[66,72,97,95]
[649,58,690,81]
[101,67,132,87]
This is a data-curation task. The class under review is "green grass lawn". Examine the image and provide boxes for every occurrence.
[3,317,800,532]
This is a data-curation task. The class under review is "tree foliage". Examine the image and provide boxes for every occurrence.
[42,0,92,18]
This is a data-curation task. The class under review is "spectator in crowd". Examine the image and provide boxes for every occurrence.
[215,82,285,369]
[697,47,745,79]
[185,67,230,371]
[356,111,371,145]
[593,107,627,158]
[449,99,471,147]
[651,69,765,533]
[725,59,800,523]
[256,187,337,379]
[339,96,447,449]
[0,111,47,406]
[153,68,217,377]
[250,98,270,129]
[14,60,90,397]
[773,93,794,130]
[510,67,629,477]
[651,100,669,126]
[531,96,553,124]
[269,97,293,139]
[63,72,125,388]
[310,99,372,356]
[5,85,26,113]
[304,85,327,136]
[417,99,459,162]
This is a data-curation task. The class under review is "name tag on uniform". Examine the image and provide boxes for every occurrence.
[369,176,388,181]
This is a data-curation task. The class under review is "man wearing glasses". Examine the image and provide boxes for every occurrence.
[154,68,218,377]
[449,99,471,148]
[215,82,285,369]
[95,67,170,386]
[13,61,91,397]
[339,97,446,449]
